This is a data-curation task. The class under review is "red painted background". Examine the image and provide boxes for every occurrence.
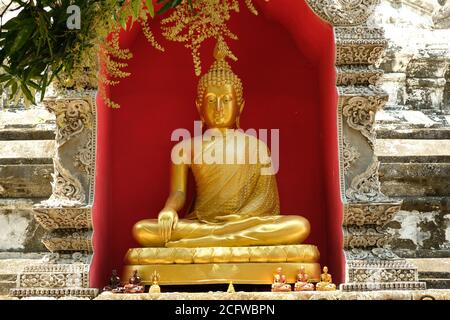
[91,0,344,288]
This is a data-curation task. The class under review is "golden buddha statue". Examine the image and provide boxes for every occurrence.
[315,266,337,291]
[133,38,310,249]
[294,266,315,291]
[124,38,321,286]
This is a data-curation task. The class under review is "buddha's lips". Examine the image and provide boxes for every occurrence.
[214,112,225,123]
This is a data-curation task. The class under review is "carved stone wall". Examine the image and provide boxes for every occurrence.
[367,1,450,278]
[307,0,426,291]
[369,0,450,111]
[10,91,98,299]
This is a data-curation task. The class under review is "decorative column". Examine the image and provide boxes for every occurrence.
[306,0,425,291]
[10,90,98,299]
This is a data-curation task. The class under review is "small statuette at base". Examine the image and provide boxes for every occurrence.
[149,270,161,294]
[149,285,161,294]
[103,269,122,292]
[122,270,145,294]
[227,281,235,293]
[315,266,336,291]
[294,267,315,292]
[271,267,292,292]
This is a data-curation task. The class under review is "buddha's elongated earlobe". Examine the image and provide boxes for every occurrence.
[240,100,245,114]
[196,101,205,124]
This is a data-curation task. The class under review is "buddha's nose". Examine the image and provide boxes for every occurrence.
[215,100,223,112]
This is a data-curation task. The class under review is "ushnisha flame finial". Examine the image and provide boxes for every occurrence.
[196,37,243,105]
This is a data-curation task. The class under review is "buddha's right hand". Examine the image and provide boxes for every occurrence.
[158,208,179,243]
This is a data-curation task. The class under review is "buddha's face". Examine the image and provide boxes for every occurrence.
[198,84,241,128]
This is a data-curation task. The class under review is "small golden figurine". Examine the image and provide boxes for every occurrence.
[149,270,161,294]
[227,281,235,293]
[294,266,315,291]
[124,270,145,293]
[271,267,292,292]
[315,266,336,291]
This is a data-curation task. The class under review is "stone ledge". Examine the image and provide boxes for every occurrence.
[0,127,55,141]
[94,289,450,300]
[375,139,450,156]
[377,128,450,139]
[0,140,54,165]
[407,258,450,273]
[0,164,53,198]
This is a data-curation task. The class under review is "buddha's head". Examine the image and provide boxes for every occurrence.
[196,38,244,129]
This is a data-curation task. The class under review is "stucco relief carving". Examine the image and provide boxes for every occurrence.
[335,26,385,40]
[345,248,400,261]
[75,137,94,176]
[42,234,92,252]
[335,27,386,65]
[18,272,89,289]
[336,66,383,86]
[344,204,401,226]
[45,99,92,145]
[306,0,381,26]
[348,268,417,283]
[342,96,386,148]
[339,85,387,96]
[337,45,385,65]
[343,137,360,173]
[345,160,388,202]
[51,161,85,204]
[10,287,98,299]
[34,208,92,231]
[42,92,97,206]
[344,225,393,249]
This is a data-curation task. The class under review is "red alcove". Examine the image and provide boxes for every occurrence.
[91,0,344,288]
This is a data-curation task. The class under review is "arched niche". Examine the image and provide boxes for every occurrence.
[91,0,343,288]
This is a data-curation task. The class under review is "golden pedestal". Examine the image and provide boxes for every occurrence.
[123,245,321,285]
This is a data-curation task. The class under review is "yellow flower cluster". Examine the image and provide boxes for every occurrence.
[62,0,260,108]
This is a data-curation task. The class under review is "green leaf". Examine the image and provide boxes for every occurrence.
[131,0,140,19]
[157,0,173,15]
[20,82,34,104]
[0,74,11,83]
[9,23,34,54]
[10,81,18,100]
[119,12,128,30]
[146,0,155,18]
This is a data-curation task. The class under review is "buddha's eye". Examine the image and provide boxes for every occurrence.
[207,95,216,103]
[222,95,232,103]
